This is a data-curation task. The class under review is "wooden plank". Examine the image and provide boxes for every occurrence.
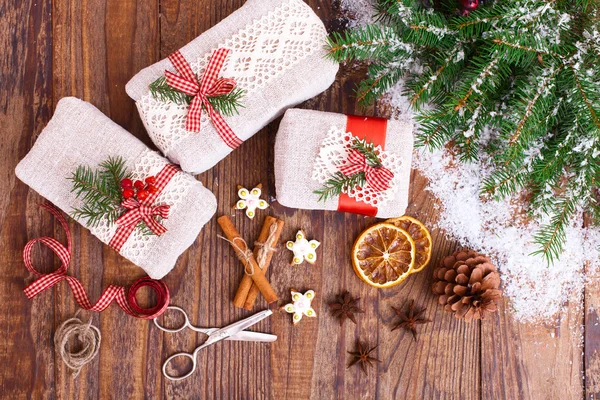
[51,1,159,399]
[586,260,600,399]
[481,302,583,399]
[0,0,54,399]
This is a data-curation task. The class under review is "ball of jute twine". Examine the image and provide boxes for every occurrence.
[54,311,101,377]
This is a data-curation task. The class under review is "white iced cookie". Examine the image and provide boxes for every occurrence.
[286,230,320,265]
[282,289,316,326]
[234,186,268,219]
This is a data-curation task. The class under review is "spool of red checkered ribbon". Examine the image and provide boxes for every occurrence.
[166,48,242,149]
[23,203,170,319]
[108,163,178,251]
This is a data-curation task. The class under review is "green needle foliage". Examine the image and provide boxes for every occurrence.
[70,157,130,227]
[328,0,600,262]
[149,76,245,117]
[314,138,385,201]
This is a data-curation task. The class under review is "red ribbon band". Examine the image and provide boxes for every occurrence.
[108,163,178,251]
[23,203,170,319]
[166,49,243,149]
[337,115,389,217]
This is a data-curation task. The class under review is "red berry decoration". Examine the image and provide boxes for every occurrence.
[121,178,133,189]
[134,180,145,190]
[122,188,135,199]
[459,0,478,15]
[145,176,156,185]
[136,190,149,201]
[147,185,159,194]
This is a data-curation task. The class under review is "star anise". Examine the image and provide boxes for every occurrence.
[329,291,364,326]
[347,341,381,375]
[391,300,431,341]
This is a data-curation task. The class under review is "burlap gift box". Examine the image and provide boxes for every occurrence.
[274,109,414,218]
[125,0,339,174]
[15,97,217,279]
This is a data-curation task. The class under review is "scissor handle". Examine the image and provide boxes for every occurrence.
[153,306,191,333]
[162,351,198,381]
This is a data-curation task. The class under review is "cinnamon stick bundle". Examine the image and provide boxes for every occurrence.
[238,216,284,310]
[217,216,278,304]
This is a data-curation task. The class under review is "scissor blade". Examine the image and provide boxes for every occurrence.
[209,309,272,342]
[228,331,277,342]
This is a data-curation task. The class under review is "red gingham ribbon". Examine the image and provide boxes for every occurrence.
[166,49,242,149]
[108,164,178,251]
[22,203,170,319]
[338,149,394,192]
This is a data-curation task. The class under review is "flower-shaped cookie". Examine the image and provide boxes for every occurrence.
[286,230,320,265]
[234,186,268,219]
[282,289,316,325]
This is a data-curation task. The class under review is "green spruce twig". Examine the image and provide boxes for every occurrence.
[148,76,245,117]
[314,172,367,202]
[314,138,385,202]
[69,157,130,227]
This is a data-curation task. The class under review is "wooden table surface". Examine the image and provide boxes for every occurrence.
[1,0,596,399]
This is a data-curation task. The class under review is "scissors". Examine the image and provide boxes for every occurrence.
[153,306,277,381]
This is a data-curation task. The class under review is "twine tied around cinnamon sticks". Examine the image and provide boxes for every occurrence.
[254,222,279,267]
[218,235,256,276]
[218,215,284,309]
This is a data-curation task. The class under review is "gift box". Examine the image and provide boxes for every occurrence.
[16,97,217,279]
[274,109,414,218]
[125,0,339,174]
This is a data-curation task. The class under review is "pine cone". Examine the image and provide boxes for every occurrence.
[432,249,502,322]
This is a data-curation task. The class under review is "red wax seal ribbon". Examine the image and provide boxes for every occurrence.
[166,49,242,149]
[23,203,170,319]
[338,149,394,192]
[108,163,178,251]
[337,115,390,217]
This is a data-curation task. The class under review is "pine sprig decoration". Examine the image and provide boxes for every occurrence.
[314,171,367,202]
[314,138,383,201]
[69,157,130,227]
[149,76,245,117]
[329,0,600,262]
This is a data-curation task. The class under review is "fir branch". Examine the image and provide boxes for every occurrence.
[148,76,245,117]
[314,138,384,202]
[352,138,383,167]
[531,197,577,263]
[69,157,130,227]
[314,172,366,202]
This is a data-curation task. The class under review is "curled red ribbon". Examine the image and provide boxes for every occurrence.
[23,203,170,319]
[166,49,242,149]
[338,148,394,192]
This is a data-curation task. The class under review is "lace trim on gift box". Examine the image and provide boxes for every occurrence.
[311,126,404,208]
[88,150,194,263]
[137,0,327,154]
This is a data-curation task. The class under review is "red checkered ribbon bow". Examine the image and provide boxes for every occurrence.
[22,203,170,319]
[165,49,242,149]
[338,149,394,192]
[116,199,170,236]
[108,164,178,251]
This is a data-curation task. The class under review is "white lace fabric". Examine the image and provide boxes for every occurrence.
[137,0,328,155]
[311,126,404,208]
[89,150,194,264]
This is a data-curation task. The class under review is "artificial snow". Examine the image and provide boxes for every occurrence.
[343,0,600,324]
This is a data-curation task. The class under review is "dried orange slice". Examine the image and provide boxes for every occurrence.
[387,216,432,274]
[351,223,415,288]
